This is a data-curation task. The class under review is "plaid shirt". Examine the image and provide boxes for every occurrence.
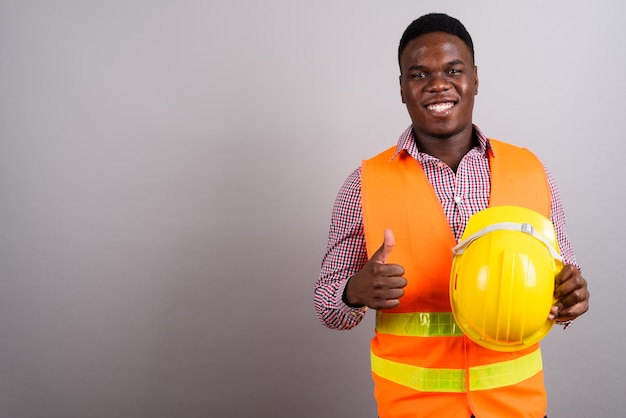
[315,125,577,330]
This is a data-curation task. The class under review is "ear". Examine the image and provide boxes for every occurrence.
[473,66,479,95]
[399,75,406,103]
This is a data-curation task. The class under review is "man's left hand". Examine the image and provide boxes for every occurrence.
[549,264,589,323]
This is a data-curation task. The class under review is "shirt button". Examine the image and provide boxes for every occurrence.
[350,311,358,317]
[454,196,462,203]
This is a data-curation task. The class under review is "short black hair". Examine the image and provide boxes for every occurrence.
[398,13,475,68]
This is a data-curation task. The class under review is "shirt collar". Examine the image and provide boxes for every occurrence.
[391,124,494,161]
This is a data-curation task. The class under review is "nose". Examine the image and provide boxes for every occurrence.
[426,73,451,92]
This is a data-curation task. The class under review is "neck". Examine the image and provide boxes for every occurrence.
[413,127,476,172]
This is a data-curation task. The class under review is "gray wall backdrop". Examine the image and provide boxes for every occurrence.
[1,1,624,417]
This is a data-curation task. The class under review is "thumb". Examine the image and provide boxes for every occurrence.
[373,228,394,264]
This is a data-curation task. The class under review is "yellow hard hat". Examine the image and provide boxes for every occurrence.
[450,206,563,352]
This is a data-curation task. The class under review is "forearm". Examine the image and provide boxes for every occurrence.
[315,168,368,330]
[315,225,369,330]
[544,164,579,268]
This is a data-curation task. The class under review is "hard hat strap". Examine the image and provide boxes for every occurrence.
[452,222,563,262]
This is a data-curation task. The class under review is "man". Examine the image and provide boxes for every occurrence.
[314,13,589,418]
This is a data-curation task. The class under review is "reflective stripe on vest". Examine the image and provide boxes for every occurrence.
[371,348,543,392]
[376,311,464,337]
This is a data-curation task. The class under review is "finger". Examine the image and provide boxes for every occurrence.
[551,290,590,322]
[555,270,587,301]
[548,305,559,321]
[372,228,395,264]
[376,298,402,310]
[374,287,405,300]
[556,302,589,322]
[555,264,578,287]
[559,288,588,309]
[549,301,571,321]
[382,275,408,289]
[368,279,407,310]
[559,293,589,317]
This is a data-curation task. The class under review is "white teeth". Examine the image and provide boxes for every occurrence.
[427,102,454,112]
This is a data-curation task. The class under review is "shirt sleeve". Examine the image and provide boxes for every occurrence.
[543,163,579,269]
[314,167,369,330]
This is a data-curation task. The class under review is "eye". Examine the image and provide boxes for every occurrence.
[411,72,427,79]
[448,68,462,75]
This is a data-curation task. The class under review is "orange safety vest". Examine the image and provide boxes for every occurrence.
[361,139,552,418]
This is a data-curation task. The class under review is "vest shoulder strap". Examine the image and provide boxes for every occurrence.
[488,139,552,218]
[361,147,455,260]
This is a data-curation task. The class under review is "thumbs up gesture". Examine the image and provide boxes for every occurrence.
[344,229,408,310]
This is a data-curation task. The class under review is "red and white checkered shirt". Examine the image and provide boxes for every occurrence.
[314,125,577,330]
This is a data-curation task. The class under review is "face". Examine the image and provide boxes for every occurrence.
[399,32,478,140]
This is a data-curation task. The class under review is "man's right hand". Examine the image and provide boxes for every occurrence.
[344,229,408,310]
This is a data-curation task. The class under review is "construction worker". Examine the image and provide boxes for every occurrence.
[315,12,589,418]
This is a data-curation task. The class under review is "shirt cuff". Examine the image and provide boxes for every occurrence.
[336,279,367,321]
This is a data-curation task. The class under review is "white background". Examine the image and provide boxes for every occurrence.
[1,1,624,417]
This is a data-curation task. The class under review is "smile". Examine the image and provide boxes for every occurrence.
[426,102,455,112]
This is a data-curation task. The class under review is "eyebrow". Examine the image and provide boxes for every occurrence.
[406,59,467,72]
[446,59,466,66]
[406,64,426,72]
